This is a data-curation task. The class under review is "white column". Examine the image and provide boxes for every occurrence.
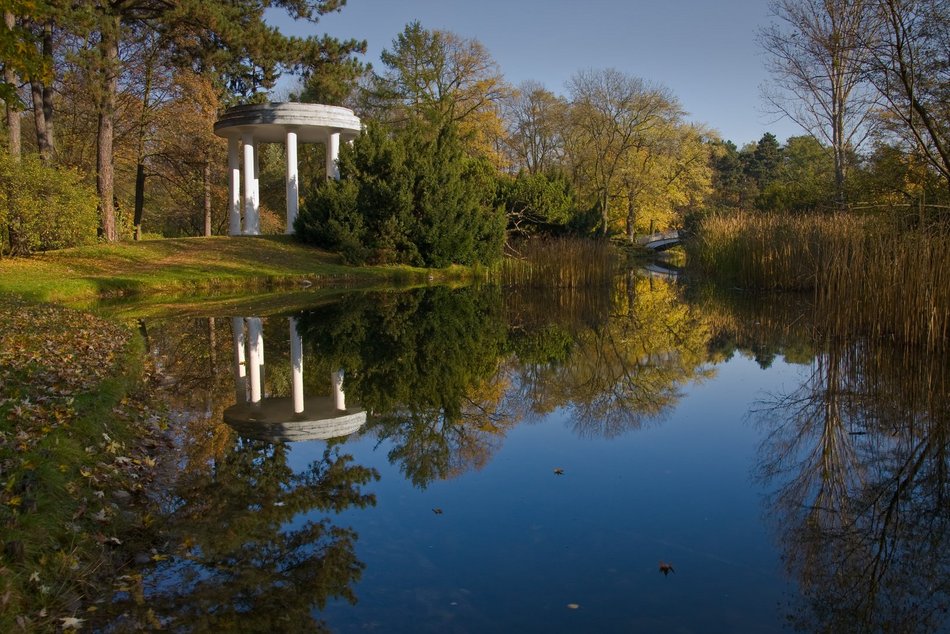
[290,317,304,414]
[247,317,263,403]
[253,143,261,230]
[231,317,247,403]
[256,319,265,367]
[228,138,241,236]
[242,133,259,235]
[326,130,341,180]
[286,128,299,234]
[331,369,345,411]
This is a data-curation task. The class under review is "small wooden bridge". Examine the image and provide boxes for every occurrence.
[636,230,681,251]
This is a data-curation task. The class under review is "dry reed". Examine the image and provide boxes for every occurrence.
[499,237,621,289]
[688,211,950,351]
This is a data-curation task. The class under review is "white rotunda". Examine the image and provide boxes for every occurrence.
[213,102,361,236]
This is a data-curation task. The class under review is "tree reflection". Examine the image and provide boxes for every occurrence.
[292,278,715,483]
[757,340,950,632]
[107,440,378,631]
[296,287,522,487]
[514,276,713,437]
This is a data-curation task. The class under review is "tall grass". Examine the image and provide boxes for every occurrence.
[688,211,950,351]
[499,237,621,288]
[498,238,621,334]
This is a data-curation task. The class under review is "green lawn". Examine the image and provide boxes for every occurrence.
[0,235,465,304]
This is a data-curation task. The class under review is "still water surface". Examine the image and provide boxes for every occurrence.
[118,274,949,632]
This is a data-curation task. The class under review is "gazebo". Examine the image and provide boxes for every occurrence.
[213,103,362,236]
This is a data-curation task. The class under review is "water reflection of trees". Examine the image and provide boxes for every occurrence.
[689,288,817,367]
[111,317,379,630]
[756,338,949,633]
[512,275,712,438]
[110,440,378,631]
[292,279,714,484]
[141,277,715,495]
[296,287,523,487]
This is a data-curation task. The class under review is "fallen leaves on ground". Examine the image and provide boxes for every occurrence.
[0,297,166,631]
[0,299,129,453]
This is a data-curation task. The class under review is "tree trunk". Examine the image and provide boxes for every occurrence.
[4,91,19,159]
[133,40,154,242]
[4,12,20,160]
[40,21,53,152]
[625,191,636,244]
[3,10,21,257]
[832,91,847,210]
[133,162,145,240]
[29,21,54,162]
[30,80,50,161]
[96,15,119,241]
[203,160,212,236]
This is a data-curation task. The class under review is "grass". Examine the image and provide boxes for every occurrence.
[686,211,950,351]
[0,235,471,304]
[499,237,621,288]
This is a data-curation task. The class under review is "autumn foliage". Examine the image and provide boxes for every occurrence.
[0,154,97,255]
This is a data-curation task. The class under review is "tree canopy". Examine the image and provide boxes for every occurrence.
[3,6,948,256]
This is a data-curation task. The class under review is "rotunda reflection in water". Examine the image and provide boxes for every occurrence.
[224,316,366,442]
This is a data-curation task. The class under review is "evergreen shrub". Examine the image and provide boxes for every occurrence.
[296,122,505,267]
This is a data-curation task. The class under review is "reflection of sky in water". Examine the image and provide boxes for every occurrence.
[284,354,808,633]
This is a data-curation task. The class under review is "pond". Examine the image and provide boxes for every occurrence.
[104,273,949,632]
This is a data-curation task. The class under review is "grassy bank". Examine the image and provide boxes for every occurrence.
[0,298,166,631]
[686,211,950,350]
[0,235,470,305]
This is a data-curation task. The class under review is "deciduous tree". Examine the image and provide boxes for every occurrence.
[502,81,567,174]
[564,68,676,236]
[865,0,950,191]
[760,0,878,206]
[364,21,510,165]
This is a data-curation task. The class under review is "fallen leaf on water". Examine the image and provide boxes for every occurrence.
[432,508,443,515]
[566,603,580,610]
[553,468,564,475]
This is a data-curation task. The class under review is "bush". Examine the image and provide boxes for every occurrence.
[0,153,98,255]
[296,121,505,267]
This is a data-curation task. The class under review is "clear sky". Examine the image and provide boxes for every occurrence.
[269,0,802,146]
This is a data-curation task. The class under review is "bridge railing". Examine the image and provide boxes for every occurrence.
[635,230,680,247]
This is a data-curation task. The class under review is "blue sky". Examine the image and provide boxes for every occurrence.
[269,0,802,146]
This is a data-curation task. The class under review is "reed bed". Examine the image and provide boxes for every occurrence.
[499,237,621,289]
[688,211,950,351]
